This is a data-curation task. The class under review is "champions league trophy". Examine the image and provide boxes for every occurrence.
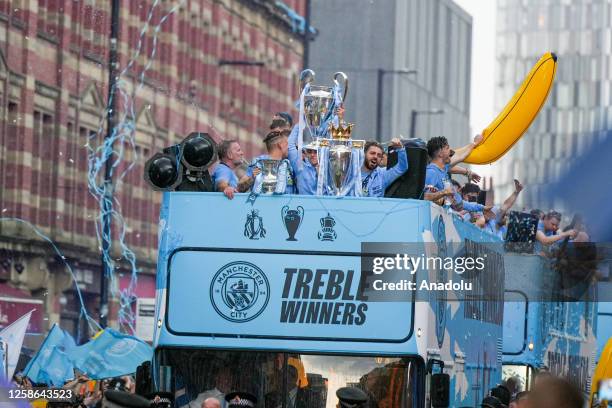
[298,70,365,196]
[300,69,334,139]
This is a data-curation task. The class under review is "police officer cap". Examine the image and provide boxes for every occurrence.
[480,395,504,408]
[225,391,258,408]
[336,387,368,407]
[103,390,152,408]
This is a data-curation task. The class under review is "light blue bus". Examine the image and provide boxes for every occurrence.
[502,254,598,395]
[152,193,505,407]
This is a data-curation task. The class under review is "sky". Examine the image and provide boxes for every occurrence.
[452,0,498,177]
[452,0,497,135]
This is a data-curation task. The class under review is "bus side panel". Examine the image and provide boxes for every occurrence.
[419,206,504,407]
[503,253,598,395]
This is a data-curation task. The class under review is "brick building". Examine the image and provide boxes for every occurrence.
[0,0,308,344]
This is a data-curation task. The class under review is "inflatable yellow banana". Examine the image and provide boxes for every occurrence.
[590,338,612,406]
[464,52,557,164]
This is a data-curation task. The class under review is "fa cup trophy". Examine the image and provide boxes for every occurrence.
[298,70,364,196]
[259,159,280,194]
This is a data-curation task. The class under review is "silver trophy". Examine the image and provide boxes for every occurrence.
[300,70,331,139]
[327,72,352,195]
[299,70,350,140]
[260,159,280,194]
[328,140,352,195]
[300,70,364,196]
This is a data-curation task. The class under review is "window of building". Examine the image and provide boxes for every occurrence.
[77,126,98,237]
[435,4,447,99]
[81,0,107,60]
[2,103,20,212]
[37,0,62,38]
[32,110,55,228]
[4,0,25,23]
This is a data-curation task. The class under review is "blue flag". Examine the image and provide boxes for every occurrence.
[0,345,5,379]
[38,347,74,387]
[23,324,76,386]
[70,328,152,379]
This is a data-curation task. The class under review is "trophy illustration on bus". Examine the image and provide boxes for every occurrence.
[281,205,304,241]
[299,70,365,196]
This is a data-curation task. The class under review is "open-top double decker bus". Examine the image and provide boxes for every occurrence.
[151,192,505,407]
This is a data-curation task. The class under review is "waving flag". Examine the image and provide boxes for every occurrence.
[39,347,74,387]
[0,310,32,378]
[23,323,76,386]
[0,342,6,378]
[71,328,152,379]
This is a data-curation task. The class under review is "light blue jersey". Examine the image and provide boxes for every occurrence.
[212,163,238,189]
[361,148,408,197]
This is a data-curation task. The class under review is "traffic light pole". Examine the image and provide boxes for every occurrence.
[100,0,120,328]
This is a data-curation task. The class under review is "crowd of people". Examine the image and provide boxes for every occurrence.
[479,372,589,408]
[9,371,593,408]
[11,373,141,407]
[211,111,589,251]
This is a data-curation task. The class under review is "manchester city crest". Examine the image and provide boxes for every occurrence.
[434,214,448,348]
[210,261,270,323]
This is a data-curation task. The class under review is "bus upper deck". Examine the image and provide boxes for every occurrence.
[152,192,505,407]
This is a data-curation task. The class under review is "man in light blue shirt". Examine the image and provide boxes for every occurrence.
[287,125,318,195]
[424,135,483,203]
[212,139,252,200]
[247,129,296,194]
[361,139,408,197]
[469,179,524,238]
[448,180,486,217]
[534,210,576,254]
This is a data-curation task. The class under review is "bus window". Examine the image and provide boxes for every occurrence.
[162,349,420,408]
[502,365,535,392]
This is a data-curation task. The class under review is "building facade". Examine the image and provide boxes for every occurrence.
[308,0,472,147]
[493,0,611,209]
[0,0,307,345]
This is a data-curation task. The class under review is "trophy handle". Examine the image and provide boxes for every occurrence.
[299,69,315,94]
[333,72,349,103]
[297,206,305,229]
[281,205,289,221]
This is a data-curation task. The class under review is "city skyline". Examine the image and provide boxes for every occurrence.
[493,0,611,210]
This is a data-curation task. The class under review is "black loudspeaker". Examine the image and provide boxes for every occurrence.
[144,132,217,192]
[430,373,450,408]
[175,170,213,192]
[385,138,428,199]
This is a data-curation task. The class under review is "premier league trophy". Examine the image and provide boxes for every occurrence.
[298,70,364,196]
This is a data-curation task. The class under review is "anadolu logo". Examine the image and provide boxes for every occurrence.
[210,261,270,323]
